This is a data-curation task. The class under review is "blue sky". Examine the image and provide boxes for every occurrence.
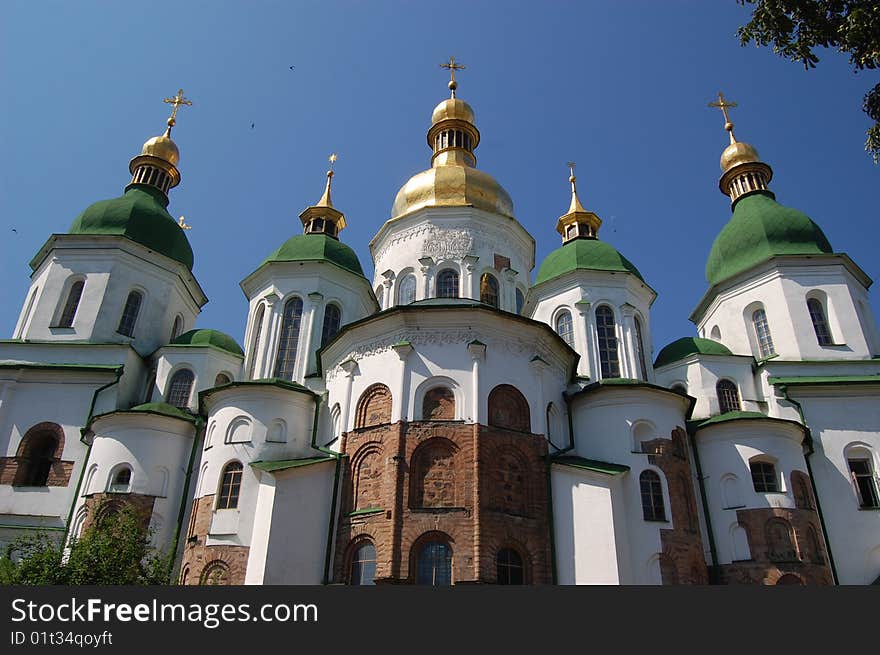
[2,1,877,355]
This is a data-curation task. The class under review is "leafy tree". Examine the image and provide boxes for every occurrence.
[0,503,173,585]
[736,1,880,161]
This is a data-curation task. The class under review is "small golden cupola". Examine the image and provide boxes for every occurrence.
[556,162,602,243]
[709,91,773,203]
[428,56,480,167]
[300,154,347,239]
[128,89,192,197]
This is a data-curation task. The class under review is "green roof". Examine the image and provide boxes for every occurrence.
[535,238,644,285]
[768,374,880,386]
[694,410,773,428]
[170,329,244,356]
[68,185,194,270]
[706,191,832,287]
[550,455,630,475]
[654,337,733,368]
[263,233,365,277]
[128,402,199,422]
[251,456,336,472]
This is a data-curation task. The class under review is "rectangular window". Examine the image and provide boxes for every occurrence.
[849,459,880,508]
[750,461,778,493]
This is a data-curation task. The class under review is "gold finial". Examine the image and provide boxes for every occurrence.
[163,89,193,134]
[566,161,587,214]
[440,56,466,98]
[178,215,192,230]
[317,153,337,207]
[709,91,738,144]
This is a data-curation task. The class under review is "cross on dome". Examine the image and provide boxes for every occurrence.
[163,88,193,131]
[440,56,466,97]
[709,91,738,144]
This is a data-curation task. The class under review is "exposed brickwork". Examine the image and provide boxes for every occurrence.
[643,427,709,585]
[179,495,249,585]
[422,387,455,420]
[0,457,74,486]
[718,505,833,585]
[80,493,156,534]
[334,420,551,585]
[487,385,530,432]
[354,384,392,428]
[0,422,73,487]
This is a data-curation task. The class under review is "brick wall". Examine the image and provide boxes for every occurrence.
[0,457,74,486]
[80,493,156,534]
[334,420,551,585]
[179,495,249,585]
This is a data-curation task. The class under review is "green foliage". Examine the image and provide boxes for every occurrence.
[736,0,880,161]
[0,504,173,585]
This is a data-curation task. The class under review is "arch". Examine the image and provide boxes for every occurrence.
[515,287,525,315]
[632,420,656,453]
[410,438,458,508]
[165,368,195,408]
[55,278,85,328]
[487,446,530,516]
[330,403,342,439]
[13,422,64,487]
[747,305,775,359]
[82,463,98,496]
[375,285,384,310]
[117,290,144,337]
[225,416,252,444]
[479,272,500,307]
[806,294,833,346]
[199,560,231,585]
[710,325,722,340]
[348,539,377,585]
[765,518,798,562]
[555,309,574,347]
[170,314,183,341]
[217,461,244,510]
[640,470,666,521]
[791,470,814,509]
[775,573,804,585]
[180,564,191,586]
[214,372,232,386]
[267,418,287,443]
[354,384,392,429]
[670,383,687,395]
[633,315,649,381]
[197,462,210,496]
[422,386,455,420]
[397,272,417,305]
[273,296,304,379]
[716,379,741,414]
[352,444,384,511]
[107,464,132,493]
[412,532,453,586]
[730,522,751,561]
[720,473,743,508]
[204,421,216,450]
[436,269,459,299]
[595,305,620,378]
[247,303,266,379]
[496,547,526,585]
[487,384,531,432]
[806,524,825,564]
[70,506,89,540]
[321,303,342,347]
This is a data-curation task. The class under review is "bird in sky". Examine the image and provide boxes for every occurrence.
[251,123,255,129]
[289,66,295,70]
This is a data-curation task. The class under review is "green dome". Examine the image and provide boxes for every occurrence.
[654,337,733,368]
[264,233,364,277]
[706,191,832,286]
[128,402,197,422]
[535,238,644,285]
[171,329,244,356]
[68,185,194,270]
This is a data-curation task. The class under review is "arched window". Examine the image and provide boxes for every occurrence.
[247,304,265,379]
[752,308,775,358]
[109,466,132,493]
[640,470,666,521]
[398,274,416,305]
[766,518,798,561]
[273,297,303,379]
[349,542,377,585]
[595,306,620,378]
[515,288,525,315]
[199,560,230,585]
[13,425,62,487]
[848,454,880,508]
[165,369,194,408]
[487,385,531,432]
[480,273,499,307]
[353,447,384,510]
[214,373,231,386]
[354,384,392,429]
[422,386,455,420]
[117,290,143,337]
[217,462,243,509]
[670,383,687,395]
[634,316,648,381]
[807,298,833,346]
[555,310,574,347]
[496,548,525,585]
[750,459,778,493]
[436,269,459,299]
[321,304,342,347]
[416,541,452,586]
[57,280,84,328]
[716,379,740,414]
[170,315,183,341]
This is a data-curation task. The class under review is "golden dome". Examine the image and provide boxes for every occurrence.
[141,133,180,166]
[391,165,514,219]
[431,97,475,125]
[720,140,759,172]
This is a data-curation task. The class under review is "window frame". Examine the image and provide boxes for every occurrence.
[555,309,574,348]
[750,459,779,493]
[116,290,144,338]
[595,305,621,378]
[273,296,304,380]
[165,368,195,409]
[716,379,741,414]
[217,461,244,510]
[55,278,85,328]
[436,269,460,299]
[807,297,834,346]
[639,469,667,522]
[751,308,775,359]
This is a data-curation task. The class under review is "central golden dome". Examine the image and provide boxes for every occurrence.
[141,133,180,166]
[390,89,514,219]
[720,140,759,172]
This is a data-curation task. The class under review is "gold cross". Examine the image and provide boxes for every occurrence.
[163,89,193,125]
[567,161,576,179]
[328,152,338,171]
[440,56,466,84]
[708,91,737,127]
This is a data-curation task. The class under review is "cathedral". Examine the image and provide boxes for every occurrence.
[1,69,878,586]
